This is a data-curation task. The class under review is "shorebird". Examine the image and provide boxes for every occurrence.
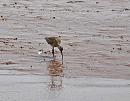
[45,36,63,63]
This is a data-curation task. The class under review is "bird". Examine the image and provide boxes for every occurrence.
[45,36,63,63]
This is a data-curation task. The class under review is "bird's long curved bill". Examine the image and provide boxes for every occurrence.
[61,53,63,64]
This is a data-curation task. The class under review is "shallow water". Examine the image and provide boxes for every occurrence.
[0,0,130,100]
[0,75,130,101]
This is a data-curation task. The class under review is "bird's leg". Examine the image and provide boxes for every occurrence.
[60,51,63,64]
[52,47,54,58]
[58,46,63,64]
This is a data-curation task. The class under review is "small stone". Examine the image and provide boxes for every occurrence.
[124,8,130,11]
[117,47,122,50]
[112,9,116,11]
[20,46,24,49]
[3,4,7,6]
[96,11,100,12]
[44,52,47,54]
[14,38,18,40]
[120,36,123,39]
[28,42,31,44]
[96,2,99,4]
[52,17,55,19]
[2,18,6,21]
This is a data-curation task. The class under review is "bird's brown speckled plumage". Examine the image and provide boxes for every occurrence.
[45,37,61,47]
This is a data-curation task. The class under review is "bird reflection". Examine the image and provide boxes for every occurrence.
[48,60,64,90]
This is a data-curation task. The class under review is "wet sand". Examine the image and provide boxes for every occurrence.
[0,0,130,100]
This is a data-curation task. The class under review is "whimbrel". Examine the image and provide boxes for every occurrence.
[45,36,63,63]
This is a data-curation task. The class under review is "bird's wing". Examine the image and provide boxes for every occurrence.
[45,37,61,47]
[55,37,61,44]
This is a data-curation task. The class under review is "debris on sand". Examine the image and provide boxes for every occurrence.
[0,16,7,21]
[123,8,130,11]
[117,47,122,50]
[120,35,124,39]
[52,17,56,19]
[66,1,84,3]
[44,51,47,54]
[0,38,18,41]
[0,61,16,65]
[68,43,73,46]
[2,4,7,6]
[96,2,99,4]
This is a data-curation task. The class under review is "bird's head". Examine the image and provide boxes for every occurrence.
[58,46,63,53]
